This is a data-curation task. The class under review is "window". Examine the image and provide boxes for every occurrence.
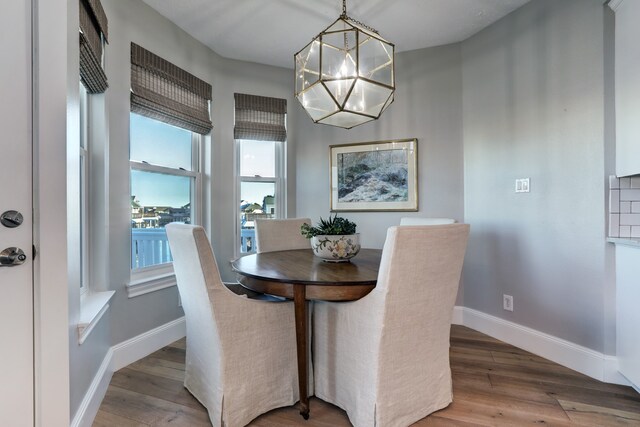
[76,0,117,344]
[130,113,201,273]
[127,44,211,296]
[233,93,287,255]
[78,0,108,292]
[237,139,284,254]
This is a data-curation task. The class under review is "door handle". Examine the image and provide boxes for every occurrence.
[0,247,27,267]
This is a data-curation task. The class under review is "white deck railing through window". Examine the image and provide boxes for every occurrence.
[132,226,259,269]
[131,228,172,269]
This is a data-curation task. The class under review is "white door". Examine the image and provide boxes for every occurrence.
[0,0,35,425]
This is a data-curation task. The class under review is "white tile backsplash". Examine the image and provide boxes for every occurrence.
[610,190,620,213]
[609,175,640,239]
[610,214,620,237]
[621,214,640,226]
[620,226,632,238]
[610,176,620,189]
[621,201,631,214]
[620,189,640,201]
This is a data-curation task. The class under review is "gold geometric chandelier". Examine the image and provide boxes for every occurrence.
[294,0,395,129]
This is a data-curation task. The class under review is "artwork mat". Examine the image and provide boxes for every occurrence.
[330,138,418,212]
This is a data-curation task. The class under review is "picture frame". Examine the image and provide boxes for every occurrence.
[330,138,418,212]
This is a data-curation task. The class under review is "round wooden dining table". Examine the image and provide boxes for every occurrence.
[230,248,382,420]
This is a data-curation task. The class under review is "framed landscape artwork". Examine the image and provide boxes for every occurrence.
[330,139,418,212]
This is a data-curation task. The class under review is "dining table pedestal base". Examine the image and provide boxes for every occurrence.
[294,284,310,419]
[231,249,382,421]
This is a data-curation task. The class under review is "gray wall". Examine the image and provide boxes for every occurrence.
[461,0,612,352]
[104,0,296,289]
[102,0,297,347]
[68,0,297,418]
[69,0,618,418]
[292,44,465,254]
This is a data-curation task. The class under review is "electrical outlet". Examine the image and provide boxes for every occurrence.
[515,178,530,193]
[503,294,513,311]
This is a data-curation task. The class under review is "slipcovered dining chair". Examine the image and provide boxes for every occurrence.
[255,218,311,253]
[254,217,315,393]
[399,217,456,225]
[313,224,470,427]
[165,223,299,427]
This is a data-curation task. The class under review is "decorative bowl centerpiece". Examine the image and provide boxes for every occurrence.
[301,214,360,262]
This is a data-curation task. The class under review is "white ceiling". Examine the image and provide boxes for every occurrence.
[143,0,530,69]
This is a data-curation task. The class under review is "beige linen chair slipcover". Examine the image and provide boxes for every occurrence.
[254,217,315,393]
[255,218,311,253]
[399,217,456,225]
[313,224,470,427]
[165,223,299,427]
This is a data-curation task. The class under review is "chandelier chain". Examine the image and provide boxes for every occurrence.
[340,0,380,34]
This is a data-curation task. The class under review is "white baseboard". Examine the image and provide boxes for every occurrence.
[70,349,113,427]
[110,316,186,371]
[604,355,631,386]
[454,306,630,387]
[71,316,186,427]
[74,308,629,426]
[451,305,464,325]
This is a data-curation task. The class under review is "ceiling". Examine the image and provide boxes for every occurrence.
[143,0,530,69]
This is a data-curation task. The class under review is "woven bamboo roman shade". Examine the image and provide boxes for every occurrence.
[131,43,212,135]
[79,0,108,93]
[234,93,287,142]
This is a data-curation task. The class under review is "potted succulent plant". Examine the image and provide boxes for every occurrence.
[301,214,360,262]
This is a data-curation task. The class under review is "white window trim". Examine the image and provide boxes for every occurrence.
[127,132,202,297]
[77,83,113,344]
[79,82,90,295]
[78,290,115,344]
[234,138,286,257]
[127,265,176,298]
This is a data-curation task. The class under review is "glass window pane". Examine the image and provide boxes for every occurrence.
[131,170,193,269]
[80,154,87,288]
[239,181,276,254]
[130,113,193,170]
[239,140,276,177]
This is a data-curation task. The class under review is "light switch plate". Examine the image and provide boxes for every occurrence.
[515,178,530,193]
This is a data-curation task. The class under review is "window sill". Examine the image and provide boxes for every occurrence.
[126,270,177,298]
[78,290,115,344]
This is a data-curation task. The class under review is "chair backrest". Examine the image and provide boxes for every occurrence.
[399,217,456,225]
[255,218,311,253]
[165,223,224,377]
[372,224,469,401]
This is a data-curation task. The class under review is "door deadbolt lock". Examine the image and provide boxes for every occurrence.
[1,210,23,228]
[0,247,27,266]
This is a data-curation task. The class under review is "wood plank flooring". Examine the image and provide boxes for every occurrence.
[94,326,640,426]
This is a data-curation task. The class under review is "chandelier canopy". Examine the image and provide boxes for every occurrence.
[294,0,395,129]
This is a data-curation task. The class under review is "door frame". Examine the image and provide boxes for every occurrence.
[32,0,71,425]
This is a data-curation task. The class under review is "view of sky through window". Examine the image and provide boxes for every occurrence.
[131,170,191,208]
[130,113,192,169]
[130,114,193,208]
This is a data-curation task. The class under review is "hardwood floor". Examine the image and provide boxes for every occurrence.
[94,326,640,426]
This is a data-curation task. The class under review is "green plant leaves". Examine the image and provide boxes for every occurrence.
[300,214,357,238]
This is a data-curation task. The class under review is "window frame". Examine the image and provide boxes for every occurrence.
[79,81,90,294]
[129,116,203,288]
[235,138,286,256]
